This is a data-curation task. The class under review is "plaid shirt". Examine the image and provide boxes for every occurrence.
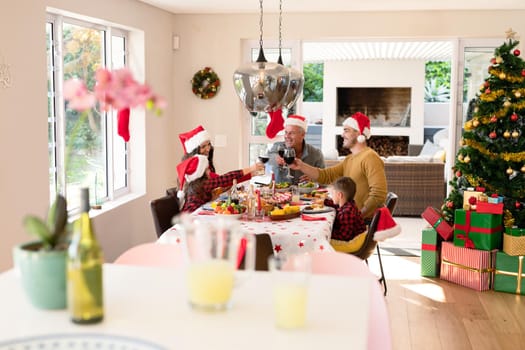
[182,170,244,213]
[325,199,367,241]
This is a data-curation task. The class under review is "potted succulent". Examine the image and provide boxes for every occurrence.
[13,195,69,309]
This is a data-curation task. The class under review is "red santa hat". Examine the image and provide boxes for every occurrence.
[284,115,308,132]
[176,155,209,198]
[343,112,371,143]
[179,125,211,154]
[373,207,401,242]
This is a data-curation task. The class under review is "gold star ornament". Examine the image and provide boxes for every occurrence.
[506,28,517,40]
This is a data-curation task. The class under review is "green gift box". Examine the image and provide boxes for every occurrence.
[453,209,503,251]
[421,228,440,277]
[494,251,525,295]
[506,227,525,237]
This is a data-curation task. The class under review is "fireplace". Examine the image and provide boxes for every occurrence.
[336,135,409,157]
[336,87,411,127]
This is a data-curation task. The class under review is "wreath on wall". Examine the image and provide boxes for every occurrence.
[191,67,220,99]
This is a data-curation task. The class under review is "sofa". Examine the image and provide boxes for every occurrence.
[324,158,446,216]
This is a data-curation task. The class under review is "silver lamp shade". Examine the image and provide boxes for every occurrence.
[281,67,304,110]
[233,61,291,113]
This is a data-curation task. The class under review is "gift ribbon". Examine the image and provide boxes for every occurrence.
[432,218,443,229]
[441,259,495,273]
[455,211,502,249]
[421,244,437,251]
[495,256,524,294]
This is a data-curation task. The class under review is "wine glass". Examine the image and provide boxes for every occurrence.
[258,150,270,176]
[283,148,296,179]
[276,144,286,169]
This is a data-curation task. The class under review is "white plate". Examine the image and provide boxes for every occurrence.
[302,206,335,214]
[0,333,165,350]
[214,213,243,220]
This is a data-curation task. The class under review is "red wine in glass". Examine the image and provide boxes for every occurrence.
[284,156,295,165]
[259,155,270,164]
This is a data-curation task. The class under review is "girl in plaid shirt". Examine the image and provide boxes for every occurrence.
[324,176,367,241]
[177,155,263,213]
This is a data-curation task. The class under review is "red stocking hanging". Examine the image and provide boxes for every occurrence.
[117,108,130,142]
[266,109,284,139]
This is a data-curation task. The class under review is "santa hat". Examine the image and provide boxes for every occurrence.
[179,125,211,154]
[373,207,401,242]
[343,112,371,143]
[176,155,209,199]
[284,115,308,132]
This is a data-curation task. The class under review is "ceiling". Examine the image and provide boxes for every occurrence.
[137,0,525,14]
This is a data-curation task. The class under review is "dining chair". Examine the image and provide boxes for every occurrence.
[150,194,180,238]
[113,242,184,269]
[310,251,392,350]
[238,233,275,271]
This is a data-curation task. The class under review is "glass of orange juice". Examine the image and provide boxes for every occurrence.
[184,219,255,311]
[268,254,311,329]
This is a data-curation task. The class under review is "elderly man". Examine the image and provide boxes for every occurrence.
[269,115,325,184]
[289,112,387,220]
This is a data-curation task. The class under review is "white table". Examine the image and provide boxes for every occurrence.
[0,264,371,350]
[159,207,336,255]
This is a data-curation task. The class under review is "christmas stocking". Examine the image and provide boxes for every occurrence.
[117,108,130,142]
[266,109,284,139]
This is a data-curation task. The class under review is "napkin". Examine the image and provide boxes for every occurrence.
[301,214,326,221]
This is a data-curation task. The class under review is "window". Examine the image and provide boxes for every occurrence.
[47,13,129,210]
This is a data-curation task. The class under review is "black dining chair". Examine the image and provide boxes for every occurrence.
[150,194,180,238]
[238,233,275,271]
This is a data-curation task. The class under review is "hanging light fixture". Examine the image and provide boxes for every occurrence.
[233,0,290,113]
[276,0,304,110]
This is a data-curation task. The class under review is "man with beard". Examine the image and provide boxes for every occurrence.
[289,112,387,221]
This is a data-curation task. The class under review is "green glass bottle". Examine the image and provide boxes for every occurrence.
[67,188,104,324]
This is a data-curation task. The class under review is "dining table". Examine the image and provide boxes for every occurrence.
[158,201,337,255]
[0,263,372,350]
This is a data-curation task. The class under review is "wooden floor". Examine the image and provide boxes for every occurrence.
[368,255,525,350]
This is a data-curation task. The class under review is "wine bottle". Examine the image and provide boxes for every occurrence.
[230,179,240,205]
[67,188,104,324]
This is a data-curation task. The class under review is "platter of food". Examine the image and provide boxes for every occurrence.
[269,211,301,221]
[302,205,334,214]
[268,205,301,221]
[298,181,318,194]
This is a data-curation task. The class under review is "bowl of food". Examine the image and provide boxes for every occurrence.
[274,181,291,192]
[213,202,246,219]
[298,181,318,194]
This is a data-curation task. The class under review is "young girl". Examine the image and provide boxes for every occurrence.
[177,155,263,213]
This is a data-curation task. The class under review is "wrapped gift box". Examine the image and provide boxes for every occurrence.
[453,209,503,250]
[487,195,504,204]
[440,241,497,291]
[421,228,441,277]
[463,190,484,210]
[494,251,525,295]
[421,207,453,241]
[476,202,504,215]
[503,227,525,256]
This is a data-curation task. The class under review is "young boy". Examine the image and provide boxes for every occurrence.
[324,176,367,251]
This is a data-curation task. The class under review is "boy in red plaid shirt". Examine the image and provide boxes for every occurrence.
[324,176,367,242]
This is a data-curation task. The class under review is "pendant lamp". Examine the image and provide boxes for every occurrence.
[277,0,304,110]
[233,0,290,113]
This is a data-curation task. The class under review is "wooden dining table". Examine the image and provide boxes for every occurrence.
[0,263,372,350]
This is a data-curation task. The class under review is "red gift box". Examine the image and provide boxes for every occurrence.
[421,206,453,241]
[440,242,497,291]
[476,202,504,215]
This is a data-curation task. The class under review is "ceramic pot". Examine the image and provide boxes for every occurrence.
[13,242,67,309]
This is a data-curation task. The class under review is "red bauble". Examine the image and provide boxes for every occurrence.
[455,170,462,177]
[484,81,490,88]
[522,69,525,77]
[468,196,477,205]
[491,58,496,64]
[489,131,497,139]
[511,113,519,121]
[490,115,498,123]
[446,201,454,209]
[485,88,491,94]
[514,49,521,56]
[516,201,522,209]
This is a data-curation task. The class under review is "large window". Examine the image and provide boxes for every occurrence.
[47,14,129,210]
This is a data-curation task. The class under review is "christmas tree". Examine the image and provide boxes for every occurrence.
[442,29,525,228]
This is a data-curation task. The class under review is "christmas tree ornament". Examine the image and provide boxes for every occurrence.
[522,69,525,77]
[474,107,479,113]
[464,155,471,163]
[484,81,490,88]
[504,100,512,107]
[491,58,497,64]
[521,165,525,173]
[496,56,503,64]
[514,49,521,56]
[516,201,521,209]
[458,154,464,161]
[446,201,454,209]
[509,170,519,180]
[511,112,518,121]
[459,138,464,146]
[504,130,511,138]
[515,91,521,98]
[455,170,462,177]
[490,115,498,123]
[489,131,497,139]
[465,120,473,130]
[499,72,507,79]
[512,130,520,138]
[506,167,514,175]
[485,88,491,94]
[472,119,480,127]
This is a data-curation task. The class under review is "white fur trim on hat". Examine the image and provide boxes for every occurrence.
[343,112,371,143]
[373,207,402,242]
[179,125,211,154]
[284,115,308,132]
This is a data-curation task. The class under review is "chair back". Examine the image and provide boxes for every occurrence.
[166,187,178,197]
[385,192,398,215]
[352,209,381,260]
[113,243,184,269]
[150,195,180,238]
[238,233,274,271]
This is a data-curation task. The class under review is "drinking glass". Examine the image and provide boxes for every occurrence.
[258,150,270,176]
[276,144,285,169]
[283,148,296,179]
[268,254,311,329]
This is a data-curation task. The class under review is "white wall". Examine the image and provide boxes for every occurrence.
[322,60,425,155]
[2,4,525,271]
